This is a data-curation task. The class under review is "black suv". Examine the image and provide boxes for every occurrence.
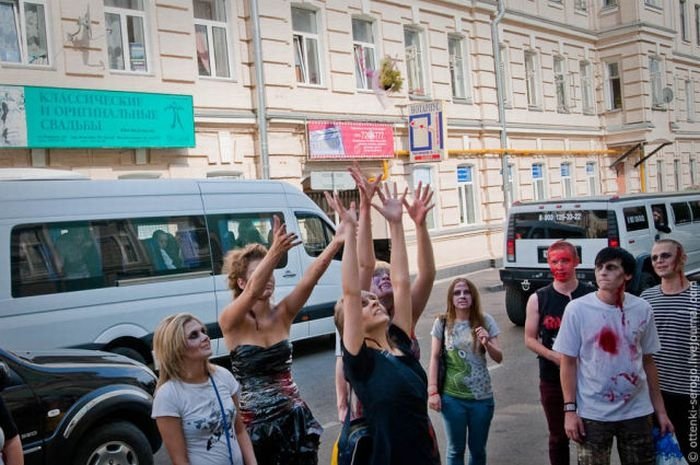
[0,346,161,465]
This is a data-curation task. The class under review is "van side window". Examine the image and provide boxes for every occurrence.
[11,216,211,298]
[671,202,692,225]
[622,206,649,231]
[691,201,700,222]
[207,212,286,274]
[295,213,335,257]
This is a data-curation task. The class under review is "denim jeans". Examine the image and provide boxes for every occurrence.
[441,393,495,465]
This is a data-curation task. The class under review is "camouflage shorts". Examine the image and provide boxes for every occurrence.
[577,414,654,465]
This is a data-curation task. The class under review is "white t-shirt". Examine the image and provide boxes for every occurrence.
[152,366,243,465]
[553,292,660,422]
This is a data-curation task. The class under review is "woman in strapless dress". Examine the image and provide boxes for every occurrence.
[219,215,346,465]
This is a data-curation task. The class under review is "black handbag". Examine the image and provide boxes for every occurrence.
[337,388,372,465]
[437,315,447,393]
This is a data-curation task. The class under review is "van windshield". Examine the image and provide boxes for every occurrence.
[513,210,609,239]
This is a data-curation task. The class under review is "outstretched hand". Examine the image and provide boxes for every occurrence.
[269,215,301,254]
[324,191,358,233]
[348,163,381,213]
[373,182,406,224]
[405,181,435,226]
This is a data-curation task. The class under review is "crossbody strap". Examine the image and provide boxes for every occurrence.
[210,374,235,465]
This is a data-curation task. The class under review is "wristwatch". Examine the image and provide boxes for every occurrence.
[563,402,577,412]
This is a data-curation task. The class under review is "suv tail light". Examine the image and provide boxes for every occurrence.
[506,214,516,262]
[607,211,620,248]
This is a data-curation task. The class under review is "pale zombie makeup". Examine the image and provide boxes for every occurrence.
[452,281,472,311]
[184,320,211,358]
[547,249,577,282]
[371,270,392,298]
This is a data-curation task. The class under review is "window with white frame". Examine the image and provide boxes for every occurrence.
[404,27,426,97]
[674,159,681,189]
[574,0,587,11]
[448,35,471,102]
[586,161,598,194]
[193,0,231,78]
[686,79,695,122]
[105,0,149,72]
[657,160,664,190]
[553,55,569,112]
[507,163,518,204]
[580,60,594,114]
[292,6,321,85]
[560,162,573,198]
[0,0,49,65]
[532,163,546,200]
[352,17,376,90]
[681,0,689,41]
[457,165,478,224]
[524,50,540,108]
[605,61,622,110]
[499,43,513,107]
[413,166,436,229]
[649,56,664,108]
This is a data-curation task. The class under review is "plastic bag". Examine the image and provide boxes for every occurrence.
[653,427,688,465]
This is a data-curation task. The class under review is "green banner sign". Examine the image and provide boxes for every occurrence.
[0,85,195,148]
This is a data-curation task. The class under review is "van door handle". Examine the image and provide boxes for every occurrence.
[282,270,297,278]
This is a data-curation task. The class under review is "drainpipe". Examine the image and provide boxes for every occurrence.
[250,0,270,179]
[491,0,509,209]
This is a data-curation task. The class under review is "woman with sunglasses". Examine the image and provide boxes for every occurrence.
[152,313,256,465]
[428,278,503,465]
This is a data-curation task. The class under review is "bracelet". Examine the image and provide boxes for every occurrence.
[563,402,577,412]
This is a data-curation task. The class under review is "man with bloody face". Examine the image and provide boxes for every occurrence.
[525,241,595,465]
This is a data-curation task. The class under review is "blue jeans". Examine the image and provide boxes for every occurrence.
[441,394,495,465]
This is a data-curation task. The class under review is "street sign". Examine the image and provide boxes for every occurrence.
[310,171,356,191]
[408,100,446,163]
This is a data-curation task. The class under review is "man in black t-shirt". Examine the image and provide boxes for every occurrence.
[0,395,22,465]
[524,241,595,465]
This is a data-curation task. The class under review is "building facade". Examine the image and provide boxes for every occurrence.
[1,0,698,274]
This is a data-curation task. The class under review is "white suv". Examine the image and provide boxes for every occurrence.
[500,191,700,325]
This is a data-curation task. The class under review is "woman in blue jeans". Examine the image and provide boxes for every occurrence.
[428,277,503,465]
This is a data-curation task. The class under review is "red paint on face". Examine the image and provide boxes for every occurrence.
[547,249,577,282]
[597,327,619,355]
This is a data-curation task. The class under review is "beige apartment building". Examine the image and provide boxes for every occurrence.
[1,0,699,274]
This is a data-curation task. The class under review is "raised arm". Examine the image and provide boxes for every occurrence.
[349,164,381,291]
[279,215,345,322]
[405,181,436,326]
[219,216,299,333]
[374,183,412,335]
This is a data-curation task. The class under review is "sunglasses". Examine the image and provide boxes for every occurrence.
[651,252,673,262]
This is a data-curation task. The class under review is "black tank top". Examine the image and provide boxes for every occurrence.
[537,281,596,381]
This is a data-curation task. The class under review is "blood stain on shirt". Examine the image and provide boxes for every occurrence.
[596,327,619,355]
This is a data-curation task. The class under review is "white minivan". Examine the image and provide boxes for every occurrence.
[500,191,700,325]
[0,170,341,362]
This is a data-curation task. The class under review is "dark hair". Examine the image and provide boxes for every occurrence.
[594,247,636,276]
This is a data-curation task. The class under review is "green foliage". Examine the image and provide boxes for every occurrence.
[379,56,403,93]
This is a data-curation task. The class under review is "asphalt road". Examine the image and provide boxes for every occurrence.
[156,267,623,464]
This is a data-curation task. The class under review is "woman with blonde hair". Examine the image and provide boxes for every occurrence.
[428,278,503,465]
[152,313,256,465]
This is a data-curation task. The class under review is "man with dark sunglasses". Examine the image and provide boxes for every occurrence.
[641,239,699,463]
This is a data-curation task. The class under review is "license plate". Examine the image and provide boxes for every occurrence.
[538,246,583,263]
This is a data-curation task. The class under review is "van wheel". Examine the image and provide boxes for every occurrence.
[505,285,528,326]
[110,346,147,365]
[74,421,153,465]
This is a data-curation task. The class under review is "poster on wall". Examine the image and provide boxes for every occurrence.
[0,85,195,149]
[408,100,447,163]
[307,121,394,160]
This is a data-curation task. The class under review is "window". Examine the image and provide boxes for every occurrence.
[623,206,649,231]
[11,216,211,297]
[681,0,689,41]
[575,0,587,11]
[686,80,695,122]
[352,18,376,90]
[691,158,697,186]
[193,0,231,78]
[649,56,664,108]
[580,61,594,114]
[691,200,700,221]
[672,202,692,224]
[696,5,700,45]
[553,56,568,112]
[295,213,336,258]
[524,50,540,108]
[532,163,546,200]
[404,27,426,97]
[586,161,598,194]
[603,0,617,7]
[657,160,664,190]
[674,159,681,190]
[605,61,622,110]
[448,35,471,102]
[499,43,513,107]
[507,163,518,204]
[292,7,321,85]
[560,162,573,198]
[645,0,662,7]
[413,166,436,229]
[457,165,478,224]
[104,0,149,72]
[0,0,49,65]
